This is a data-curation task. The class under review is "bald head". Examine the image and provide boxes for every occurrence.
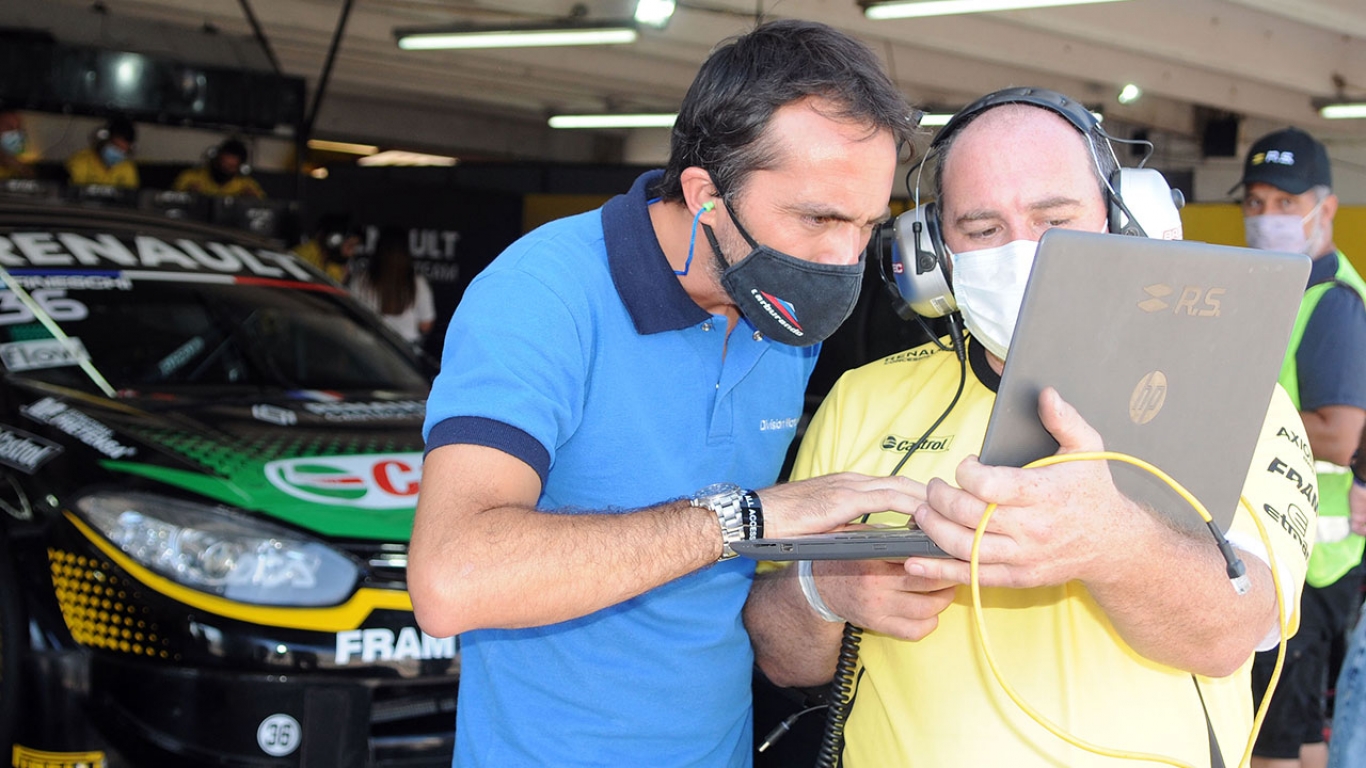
[935,104,1110,254]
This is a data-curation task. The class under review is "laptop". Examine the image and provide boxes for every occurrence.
[732,229,1310,561]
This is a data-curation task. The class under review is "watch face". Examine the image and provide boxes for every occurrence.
[695,482,740,502]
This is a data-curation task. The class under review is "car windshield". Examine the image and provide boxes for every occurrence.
[0,260,430,395]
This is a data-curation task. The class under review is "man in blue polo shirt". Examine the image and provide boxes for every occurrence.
[410,19,923,768]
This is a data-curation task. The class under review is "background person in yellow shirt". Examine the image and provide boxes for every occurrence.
[744,87,1315,768]
[293,213,361,284]
[66,116,139,188]
[173,138,265,198]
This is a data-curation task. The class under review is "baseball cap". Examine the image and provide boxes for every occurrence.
[1229,127,1331,196]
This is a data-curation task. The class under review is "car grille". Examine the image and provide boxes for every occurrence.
[338,541,410,590]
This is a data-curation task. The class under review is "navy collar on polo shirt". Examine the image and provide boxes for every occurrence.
[1307,250,1341,288]
[602,170,710,335]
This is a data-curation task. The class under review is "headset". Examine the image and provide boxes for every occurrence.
[206,138,253,176]
[872,86,1187,322]
[92,117,136,150]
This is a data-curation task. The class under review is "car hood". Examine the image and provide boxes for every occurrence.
[19,385,427,541]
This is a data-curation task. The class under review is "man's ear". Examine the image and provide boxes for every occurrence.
[1322,193,1340,223]
[679,167,720,219]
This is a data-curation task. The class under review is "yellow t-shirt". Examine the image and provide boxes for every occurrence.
[65,147,139,188]
[171,166,265,198]
[791,337,1314,768]
[292,240,347,284]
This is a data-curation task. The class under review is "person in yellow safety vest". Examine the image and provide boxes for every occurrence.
[172,138,265,198]
[1235,126,1366,768]
[66,116,139,189]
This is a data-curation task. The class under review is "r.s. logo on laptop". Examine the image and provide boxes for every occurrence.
[1138,284,1224,317]
[1129,371,1167,425]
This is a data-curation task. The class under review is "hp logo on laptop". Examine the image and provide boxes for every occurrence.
[1129,371,1168,425]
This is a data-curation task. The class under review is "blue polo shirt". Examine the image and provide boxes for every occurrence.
[424,171,817,767]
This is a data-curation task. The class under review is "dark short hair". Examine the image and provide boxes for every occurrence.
[655,18,915,203]
[217,138,249,161]
[106,116,136,144]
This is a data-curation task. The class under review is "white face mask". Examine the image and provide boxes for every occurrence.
[1244,200,1324,256]
[950,239,1038,360]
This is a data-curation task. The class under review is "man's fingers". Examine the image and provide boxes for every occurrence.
[905,556,1022,588]
[1039,387,1105,454]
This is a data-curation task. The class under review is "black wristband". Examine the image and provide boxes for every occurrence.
[740,490,764,540]
[1353,451,1366,487]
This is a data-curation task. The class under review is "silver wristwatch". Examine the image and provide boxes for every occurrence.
[690,482,761,561]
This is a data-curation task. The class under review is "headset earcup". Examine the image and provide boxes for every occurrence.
[889,203,957,319]
[1109,168,1184,239]
[872,220,916,320]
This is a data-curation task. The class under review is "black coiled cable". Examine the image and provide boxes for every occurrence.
[811,317,968,768]
[814,622,863,768]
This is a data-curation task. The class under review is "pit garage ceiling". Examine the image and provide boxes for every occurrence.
[8,0,1366,175]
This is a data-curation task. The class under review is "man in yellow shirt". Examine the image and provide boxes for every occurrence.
[173,138,265,198]
[292,214,361,284]
[745,88,1315,767]
[66,116,139,188]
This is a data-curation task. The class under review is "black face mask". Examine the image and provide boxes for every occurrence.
[703,204,864,347]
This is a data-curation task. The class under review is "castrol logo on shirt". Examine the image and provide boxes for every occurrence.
[265,454,423,508]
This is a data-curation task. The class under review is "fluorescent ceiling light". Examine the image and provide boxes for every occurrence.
[1319,103,1366,119]
[634,0,676,28]
[307,139,378,155]
[396,23,638,50]
[357,151,459,167]
[865,0,1133,19]
[549,113,677,129]
[918,108,1102,128]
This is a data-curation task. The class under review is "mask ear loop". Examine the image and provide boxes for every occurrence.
[675,200,716,276]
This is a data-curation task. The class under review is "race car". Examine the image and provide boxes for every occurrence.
[0,201,455,767]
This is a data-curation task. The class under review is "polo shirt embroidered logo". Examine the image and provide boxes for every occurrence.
[880,434,953,453]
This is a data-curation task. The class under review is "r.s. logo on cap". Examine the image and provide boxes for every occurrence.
[1251,150,1296,167]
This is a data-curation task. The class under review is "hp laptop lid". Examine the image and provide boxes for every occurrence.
[733,229,1310,561]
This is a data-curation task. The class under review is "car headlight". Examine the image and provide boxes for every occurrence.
[76,491,361,607]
